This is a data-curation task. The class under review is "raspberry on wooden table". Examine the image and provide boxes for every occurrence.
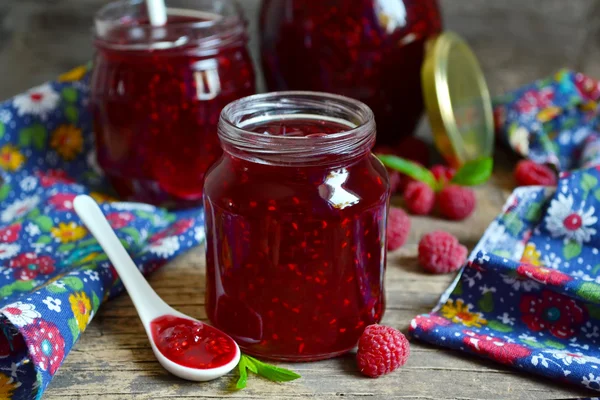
[386,207,411,251]
[437,185,476,221]
[403,181,435,215]
[418,231,467,274]
[357,324,410,378]
[514,160,557,186]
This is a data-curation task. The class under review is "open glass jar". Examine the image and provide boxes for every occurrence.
[260,0,442,146]
[91,0,255,208]
[203,92,390,361]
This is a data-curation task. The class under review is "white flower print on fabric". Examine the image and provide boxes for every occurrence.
[111,202,156,212]
[13,84,60,120]
[541,252,562,269]
[19,176,37,192]
[2,302,41,327]
[582,373,600,390]
[51,281,66,290]
[83,270,100,281]
[479,285,496,295]
[42,297,62,312]
[545,193,597,244]
[519,333,537,342]
[1,196,40,223]
[501,274,541,292]
[148,236,180,258]
[0,243,20,260]
[544,349,600,366]
[531,353,551,368]
[582,321,600,339]
[0,109,12,124]
[25,223,41,237]
[497,312,515,326]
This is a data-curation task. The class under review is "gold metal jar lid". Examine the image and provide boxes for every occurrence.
[421,32,494,167]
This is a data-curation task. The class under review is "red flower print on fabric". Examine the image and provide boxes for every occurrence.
[36,169,74,187]
[26,319,65,376]
[150,219,193,242]
[515,88,555,115]
[106,212,134,229]
[48,193,76,211]
[412,314,451,332]
[9,253,55,281]
[516,263,573,286]
[520,290,587,339]
[463,331,532,365]
[0,223,21,243]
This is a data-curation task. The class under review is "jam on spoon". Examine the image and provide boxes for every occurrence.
[151,315,237,369]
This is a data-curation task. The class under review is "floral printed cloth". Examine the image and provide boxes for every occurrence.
[411,70,600,392]
[494,69,600,170]
[0,65,205,399]
[410,168,600,390]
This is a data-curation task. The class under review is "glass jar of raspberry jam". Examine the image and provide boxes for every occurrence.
[91,0,255,208]
[260,0,442,146]
[204,92,390,361]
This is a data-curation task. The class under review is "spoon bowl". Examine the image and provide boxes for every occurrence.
[73,194,240,381]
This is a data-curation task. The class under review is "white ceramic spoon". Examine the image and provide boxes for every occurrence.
[73,195,240,381]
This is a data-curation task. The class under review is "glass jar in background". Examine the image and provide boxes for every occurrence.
[260,0,442,146]
[91,0,255,208]
[204,92,390,361]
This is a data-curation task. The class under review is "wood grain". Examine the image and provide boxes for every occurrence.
[42,152,595,399]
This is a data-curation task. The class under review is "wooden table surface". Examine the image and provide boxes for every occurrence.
[41,152,595,399]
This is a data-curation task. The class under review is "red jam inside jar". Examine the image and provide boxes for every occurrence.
[260,0,442,145]
[204,92,390,361]
[91,0,255,208]
[150,315,237,369]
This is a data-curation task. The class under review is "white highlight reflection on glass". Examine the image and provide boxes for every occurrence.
[319,169,360,209]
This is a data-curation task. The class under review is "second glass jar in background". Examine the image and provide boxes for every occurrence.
[91,0,255,208]
[204,92,390,361]
[260,0,442,146]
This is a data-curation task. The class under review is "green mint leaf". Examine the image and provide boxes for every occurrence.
[243,355,258,374]
[246,355,301,382]
[451,157,493,186]
[376,154,437,189]
[236,357,249,389]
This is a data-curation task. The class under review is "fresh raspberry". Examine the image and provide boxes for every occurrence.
[357,324,410,378]
[437,185,476,220]
[418,231,467,274]
[386,207,411,251]
[396,137,430,166]
[514,160,557,186]
[403,181,434,215]
[430,164,455,186]
[388,171,402,194]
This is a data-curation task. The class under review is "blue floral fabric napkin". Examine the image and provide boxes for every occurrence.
[494,69,600,170]
[411,69,600,392]
[0,65,205,399]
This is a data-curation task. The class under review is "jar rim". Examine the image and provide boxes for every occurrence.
[218,91,376,166]
[94,0,246,52]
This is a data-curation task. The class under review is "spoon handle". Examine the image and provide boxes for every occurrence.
[73,195,169,324]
